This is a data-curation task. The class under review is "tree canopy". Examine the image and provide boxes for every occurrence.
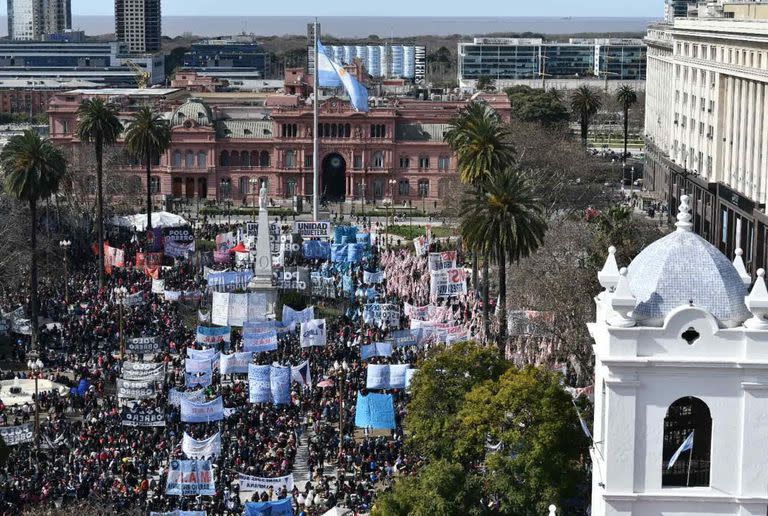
[505,85,570,126]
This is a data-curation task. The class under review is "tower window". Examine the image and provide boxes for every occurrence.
[662,397,712,487]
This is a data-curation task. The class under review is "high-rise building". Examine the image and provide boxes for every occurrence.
[7,0,71,41]
[115,0,162,54]
[665,0,697,21]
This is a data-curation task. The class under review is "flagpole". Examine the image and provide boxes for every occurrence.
[313,18,320,221]
[686,433,694,487]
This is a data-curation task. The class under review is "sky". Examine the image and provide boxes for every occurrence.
[0,0,664,18]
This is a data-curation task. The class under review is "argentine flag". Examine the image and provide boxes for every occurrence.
[666,431,694,470]
[317,40,369,112]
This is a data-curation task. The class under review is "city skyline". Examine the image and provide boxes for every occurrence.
[0,0,664,18]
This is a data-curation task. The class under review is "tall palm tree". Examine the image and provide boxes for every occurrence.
[616,85,638,164]
[444,101,516,338]
[1,131,66,350]
[460,166,547,352]
[76,98,123,288]
[570,86,602,146]
[124,106,172,231]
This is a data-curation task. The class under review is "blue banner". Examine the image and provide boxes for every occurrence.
[342,274,354,294]
[275,320,296,335]
[196,326,231,346]
[347,243,364,263]
[207,271,253,290]
[185,358,212,388]
[356,233,371,245]
[270,366,291,405]
[354,392,396,429]
[244,499,293,516]
[243,320,275,334]
[165,460,216,496]
[303,240,331,260]
[180,397,224,423]
[334,225,358,245]
[361,342,393,361]
[243,329,278,353]
[331,244,348,263]
[248,364,272,403]
[392,329,418,347]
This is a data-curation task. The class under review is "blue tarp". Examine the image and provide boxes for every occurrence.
[354,391,396,429]
[243,498,293,516]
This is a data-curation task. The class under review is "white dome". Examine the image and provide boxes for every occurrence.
[626,222,749,328]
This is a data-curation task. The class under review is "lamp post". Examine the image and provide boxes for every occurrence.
[250,178,260,221]
[332,360,349,462]
[58,240,71,305]
[360,180,366,218]
[27,358,43,457]
[114,286,128,360]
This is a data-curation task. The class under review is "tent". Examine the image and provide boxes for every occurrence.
[322,508,353,516]
[231,242,248,253]
[111,211,189,232]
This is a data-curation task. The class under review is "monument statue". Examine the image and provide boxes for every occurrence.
[259,182,268,209]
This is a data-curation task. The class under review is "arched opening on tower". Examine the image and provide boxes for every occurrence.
[662,396,712,487]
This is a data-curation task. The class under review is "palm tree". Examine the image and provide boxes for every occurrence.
[124,106,172,231]
[570,86,602,146]
[460,166,547,352]
[76,98,123,288]
[445,101,516,338]
[616,85,638,163]
[1,131,66,350]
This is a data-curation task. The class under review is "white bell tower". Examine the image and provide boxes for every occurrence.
[590,196,768,516]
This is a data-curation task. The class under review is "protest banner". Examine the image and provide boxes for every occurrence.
[242,329,278,353]
[151,511,207,516]
[207,271,254,291]
[168,388,206,407]
[362,304,400,329]
[354,392,396,429]
[300,319,326,347]
[151,279,165,294]
[365,364,411,390]
[282,305,314,326]
[181,432,221,459]
[429,268,468,298]
[363,270,385,284]
[196,326,231,346]
[311,274,337,299]
[220,352,253,375]
[270,365,291,405]
[0,423,33,445]
[428,250,458,271]
[361,342,393,361]
[413,235,429,257]
[291,360,311,387]
[392,329,418,347]
[276,267,310,292]
[116,379,156,399]
[104,244,125,274]
[303,240,331,260]
[180,396,224,423]
[165,460,216,496]
[294,220,332,239]
[121,405,165,427]
[212,292,268,327]
[185,358,213,388]
[238,473,295,493]
[243,499,292,516]
[122,292,145,307]
[248,364,271,403]
[164,240,195,259]
[126,336,161,354]
[144,252,164,279]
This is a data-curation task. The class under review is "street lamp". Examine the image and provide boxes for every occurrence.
[360,180,366,218]
[27,358,43,456]
[58,240,71,305]
[331,360,349,462]
[114,286,128,360]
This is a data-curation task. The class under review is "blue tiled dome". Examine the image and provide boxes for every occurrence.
[626,230,750,327]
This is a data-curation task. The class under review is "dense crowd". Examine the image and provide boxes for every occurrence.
[0,220,481,515]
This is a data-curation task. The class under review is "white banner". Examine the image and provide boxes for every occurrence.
[294,221,332,239]
[428,251,457,271]
[151,279,165,294]
[212,292,269,327]
[122,362,165,382]
[220,352,252,375]
[238,473,294,494]
[363,270,385,284]
[181,432,221,459]
[0,423,33,445]
[300,319,327,347]
[429,268,468,298]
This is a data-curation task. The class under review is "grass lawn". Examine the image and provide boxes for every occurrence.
[386,225,456,240]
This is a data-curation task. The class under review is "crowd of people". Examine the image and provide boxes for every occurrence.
[0,218,484,515]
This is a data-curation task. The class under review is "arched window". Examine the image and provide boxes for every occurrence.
[185,151,195,168]
[438,155,450,170]
[344,124,351,138]
[239,177,249,196]
[172,151,182,168]
[197,151,207,168]
[662,396,712,487]
[230,151,240,167]
[220,150,230,167]
[399,156,410,169]
[331,124,338,138]
[418,179,429,198]
[286,178,297,197]
[259,151,271,167]
[372,151,384,169]
[241,151,250,167]
[250,150,259,167]
[219,177,232,199]
[398,179,410,196]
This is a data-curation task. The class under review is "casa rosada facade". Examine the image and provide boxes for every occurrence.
[47,88,511,205]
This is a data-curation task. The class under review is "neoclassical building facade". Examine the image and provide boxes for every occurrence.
[47,88,510,206]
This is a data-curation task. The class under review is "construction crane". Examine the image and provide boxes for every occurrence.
[124,60,151,89]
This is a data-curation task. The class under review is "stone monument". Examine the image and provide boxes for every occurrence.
[248,181,277,314]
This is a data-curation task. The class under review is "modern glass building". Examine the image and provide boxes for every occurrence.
[458,37,647,83]
[183,40,270,78]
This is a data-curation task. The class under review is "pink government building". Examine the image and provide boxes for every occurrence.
[47,85,511,207]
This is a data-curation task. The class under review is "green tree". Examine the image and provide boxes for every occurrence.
[616,84,638,162]
[124,106,172,231]
[570,85,602,146]
[456,366,590,515]
[460,167,547,350]
[75,98,123,288]
[475,76,495,92]
[405,341,510,461]
[505,86,570,126]
[1,131,66,349]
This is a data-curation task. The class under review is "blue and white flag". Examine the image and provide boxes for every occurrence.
[196,326,231,346]
[248,364,272,404]
[318,40,369,112]
[361,342,393,361]
[243,329,278,353]
[180,397,224,423]
[667,431,694,470]
[363,270,385,284]
[283,305,314,326]
[220,352,252,375]
[270,365,292,405]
